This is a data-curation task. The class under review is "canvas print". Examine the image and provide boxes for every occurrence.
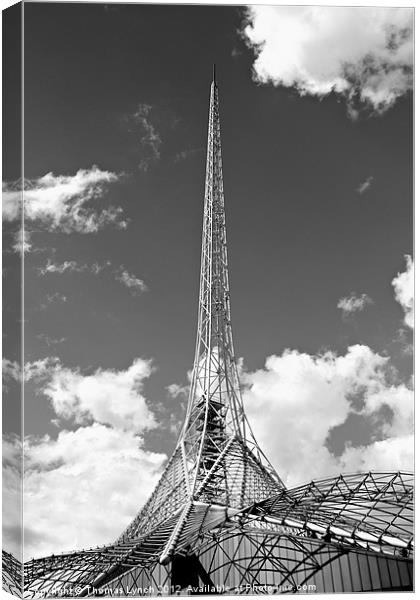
[2,2,414,596]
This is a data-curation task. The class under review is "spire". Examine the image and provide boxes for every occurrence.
[212,63,216,84]
[116,73,284,551]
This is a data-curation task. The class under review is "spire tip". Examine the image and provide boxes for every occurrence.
[213,63,216,84]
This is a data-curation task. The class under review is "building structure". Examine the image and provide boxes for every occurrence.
[3,69,414,597]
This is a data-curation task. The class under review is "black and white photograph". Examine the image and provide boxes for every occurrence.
[2,1,414,596]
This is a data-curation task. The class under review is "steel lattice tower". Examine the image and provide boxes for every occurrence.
[3,69,413,598]
[116,67,284,556]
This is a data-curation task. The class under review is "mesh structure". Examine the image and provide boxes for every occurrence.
[16,471,413,596]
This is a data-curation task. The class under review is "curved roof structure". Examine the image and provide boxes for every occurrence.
[246,471,413,556]
[4,470,412,597]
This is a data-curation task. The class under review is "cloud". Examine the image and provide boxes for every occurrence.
[115,269,148,295]
[23,424,165,559]
[166,383,190,400]
[38,259,113,276]
[3,356,167,558]
[39,259,100,275]
[24,357,60,382]
[2,435,22,558]
[2,180,22,220]
[39,292,67,311]
[46,292,67,303]
[39,259,81,274]
[356,176,374,195]
[242,6,413,117]
[130,104,162,172]
[39,260,148,296]
[2,359,21,386]
[242,344,413,487]
[2,359,22,395]
[338,434,413,473]
[36,334,67,347]
[337,292,373,316]
[394,327,413,356]
[34,358,157,433]
[173,147,204,163]
[12,228,32,255]
[92,260,112,275]
[392,255,413,328]
[2,166,126,234]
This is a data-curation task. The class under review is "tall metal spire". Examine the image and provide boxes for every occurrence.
[180,68,281,485]
[116,70,284,553]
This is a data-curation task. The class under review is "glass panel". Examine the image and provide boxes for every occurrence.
[340,554,352,591]
[330,555,344,592]
[314,569,325,593]
[322,553,334,592]
[348,551,362,591]
[376,556,391,589]
[357,553,372,590]
[387,557,401,587]
[396,559,411,588]
[368,555,381,590]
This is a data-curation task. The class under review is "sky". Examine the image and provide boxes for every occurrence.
[2,2,413,560]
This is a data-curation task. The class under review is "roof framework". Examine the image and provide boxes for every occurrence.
[6,471,413,597]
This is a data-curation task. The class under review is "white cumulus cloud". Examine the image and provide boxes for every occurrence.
[2,359,21,385]
[41,358,157,433]
[3,166,126,234]
[166,382,190,400]
[392,255,413,328]
[3,356,167,559]
[242,344,413,487]
[24,357,61,382]
[337,292,373,316]
[23,424,165,559]
[338,434,413,473]
[6,356,157,433]
[115,269,148,295]
[2,180,22,220]
[38,260,85,275]
[12,228,32,255]
[242,6,413,117]
[2,435,22,559]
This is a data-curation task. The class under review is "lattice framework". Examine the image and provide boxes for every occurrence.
[18,471,413,596]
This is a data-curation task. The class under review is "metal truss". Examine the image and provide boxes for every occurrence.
[2,70,414,596]
[246,471,413,556]
[2,550,22,596]
[117,67,284,554]
[192,526,412,594]
[13,470,413,596]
